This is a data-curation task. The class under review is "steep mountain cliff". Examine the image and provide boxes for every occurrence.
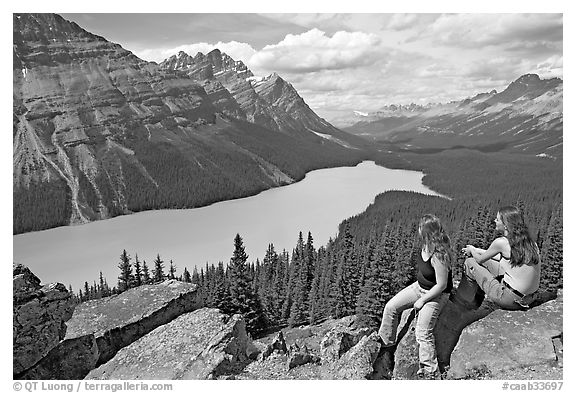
[13,14,363,234]
[344,74,563,158]
[160,50,360,148]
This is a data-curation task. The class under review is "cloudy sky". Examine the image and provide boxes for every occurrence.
[60,11,563,123]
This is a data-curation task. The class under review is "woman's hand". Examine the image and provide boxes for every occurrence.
[414,298,425,312]
[461,245,474,257]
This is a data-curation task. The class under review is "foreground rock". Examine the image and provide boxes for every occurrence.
[66,280,201,363]
[393,290,562,380]
[87,309,253,379]
[448,292,563,379]
[13,263,75,377]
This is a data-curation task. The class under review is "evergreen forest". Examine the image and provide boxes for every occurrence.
[70,149,563,336]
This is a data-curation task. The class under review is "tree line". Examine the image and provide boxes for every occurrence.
[71,149,563,336]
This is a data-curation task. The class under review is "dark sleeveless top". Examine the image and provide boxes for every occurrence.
[416,251,453,293]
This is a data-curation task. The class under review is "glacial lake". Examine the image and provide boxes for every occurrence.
[13,161,443,291]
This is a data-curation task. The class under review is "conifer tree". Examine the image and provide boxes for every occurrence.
[168,260,176,280]
[227,234,266,334]
[117,249,133,292]
[356,230,395,328]
[134,254,142,287]
[308,245,326,324]
[183,267,192,283]
[541,202,563,290]
[153,254,165,283]
[84,281,90,301]
[212,261,231,312]
[142,261,151,285]
[289,232,316,326]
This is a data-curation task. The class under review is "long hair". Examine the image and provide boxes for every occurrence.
[498,206,540,267]
[418,214,453,268]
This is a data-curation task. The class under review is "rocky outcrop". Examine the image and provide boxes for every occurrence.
[87,309,252,380]
[13,263,75,377]
[18,334,99,380]
[287,343,320,370]
[447,292,563,379]
[321,332,382,379]
[258,331,288,361]
[392,290,562,380]
[65,279,201,370]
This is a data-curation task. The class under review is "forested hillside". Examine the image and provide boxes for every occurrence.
[74,150,562,336]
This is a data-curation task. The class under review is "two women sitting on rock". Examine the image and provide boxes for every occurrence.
[378,206,541,380]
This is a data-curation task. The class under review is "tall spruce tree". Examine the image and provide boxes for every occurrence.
[153,254,165,283]
[227,234,266,334]
[356,234,394,328]
[117,249,133,292]
[541,202,563,290]
[183,267,192,283]
[141,261,151,285]
[168,260,176,280]
[134,254,142,287]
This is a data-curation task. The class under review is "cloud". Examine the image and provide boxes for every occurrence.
[387,14,440,31]
[420,13,563,50]
[248,28,384,73]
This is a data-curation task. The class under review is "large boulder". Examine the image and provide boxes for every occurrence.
[448,291,563,379]
[392,289,561,380]
[87,308,252,379]
[65,279,201,370]
[13,263,75,377]
[321,332,383,379]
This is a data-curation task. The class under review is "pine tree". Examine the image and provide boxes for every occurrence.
[134,254,142,287]
[540,202,563,290]
[168,260,176,280]
[289,232,316,326]
[84,281,90,301]
[332,223,360,317]
[117,249,133,292]
[183,267,192,283]
[356,233,394,328]
[227,234,266,334]
[153,254,165,283]
[142,260,151,285]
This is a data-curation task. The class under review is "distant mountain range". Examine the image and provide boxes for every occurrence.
[13,14,366,234]
[343,74,563,158]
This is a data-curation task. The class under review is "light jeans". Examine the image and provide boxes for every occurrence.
[463,257,525,310]
[378,281,449,374]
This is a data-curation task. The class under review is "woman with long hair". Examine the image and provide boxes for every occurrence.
[460,205,540,310]
[378,214,453,380]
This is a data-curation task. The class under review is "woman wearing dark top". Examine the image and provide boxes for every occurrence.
[460,206,541,310]
[378,214,453,380]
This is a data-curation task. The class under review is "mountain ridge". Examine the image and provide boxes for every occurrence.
[13,13,365,235]
[343,74,562,158]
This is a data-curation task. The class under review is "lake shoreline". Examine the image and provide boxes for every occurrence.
[14,161,442,291]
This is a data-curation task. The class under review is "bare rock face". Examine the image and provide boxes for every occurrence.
[258,331,288,361]
[392,289,562,380]
[321,332,382,379]
[13,263,75,377]
[286,343,320,370]
[448,292,563,379]
[87,309,252,380]
[65,280,201,370]
[18,334,99,380]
